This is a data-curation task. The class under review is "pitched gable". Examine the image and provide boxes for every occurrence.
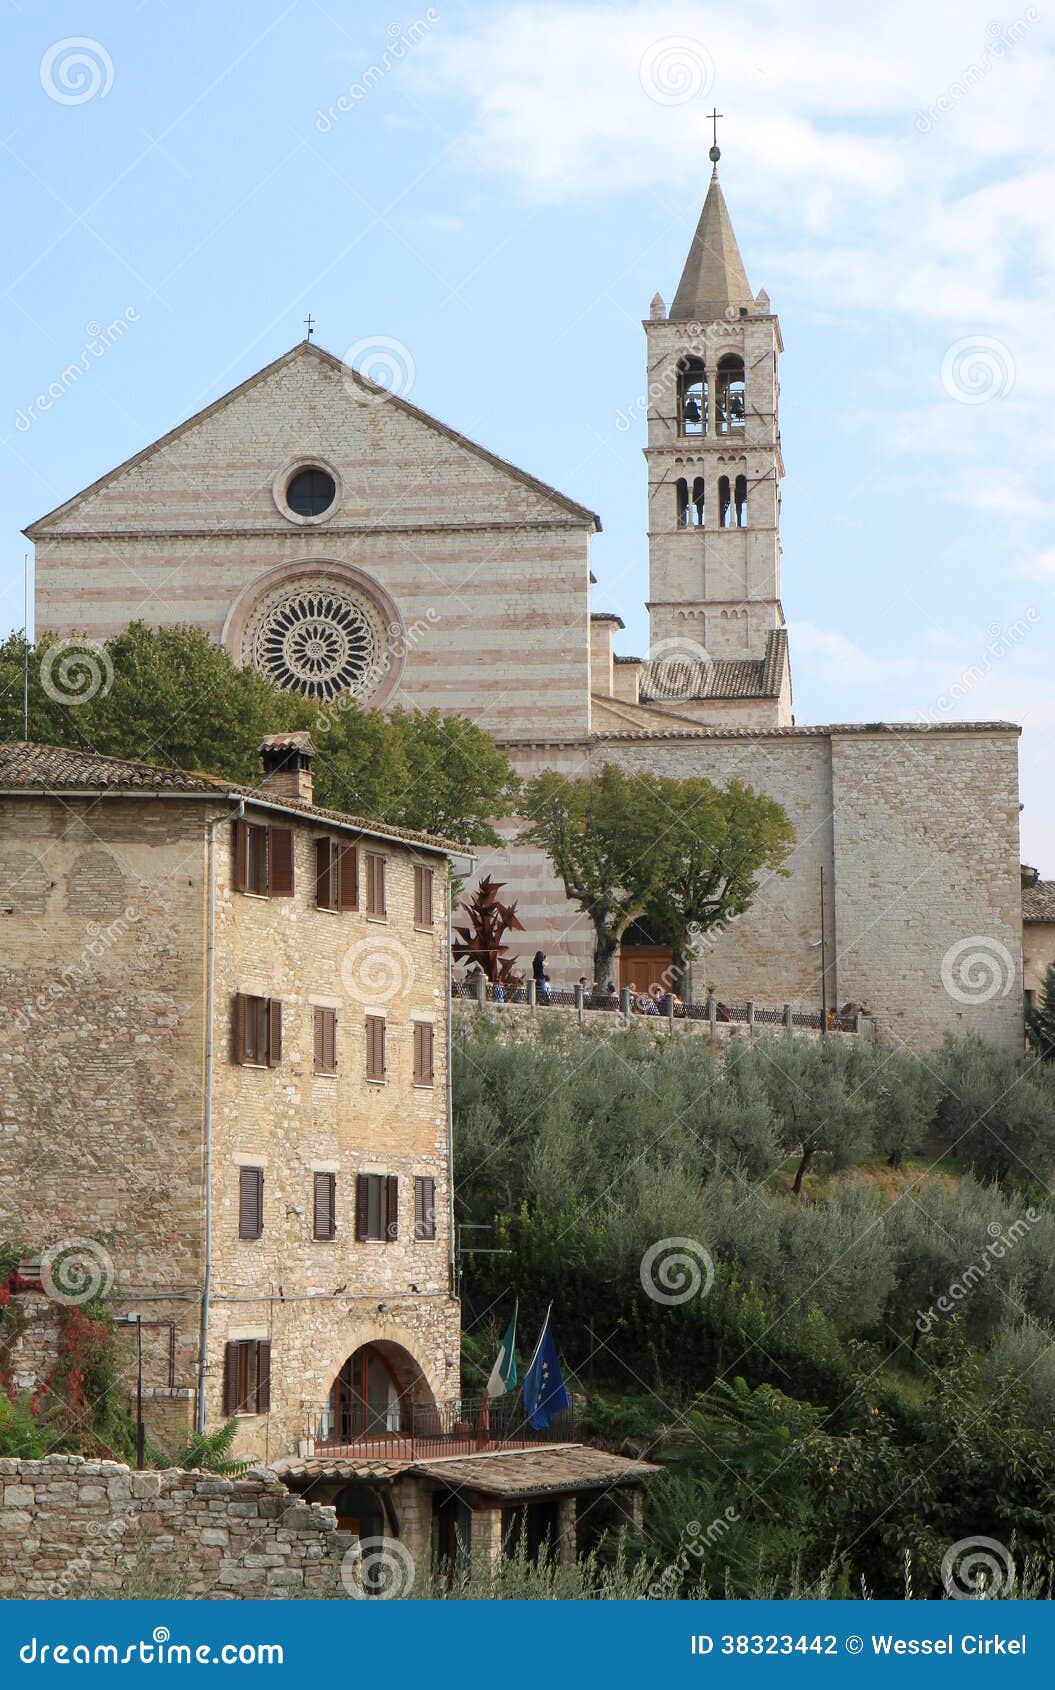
[25,341,600,537]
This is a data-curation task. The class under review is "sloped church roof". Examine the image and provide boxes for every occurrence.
[670,167,755,322]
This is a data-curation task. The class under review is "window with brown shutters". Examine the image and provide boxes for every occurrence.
[365,1014,386,1082]
[385,1173,399,1241]
[313,1172,336,1240]
[353,1173,397,1243]
[365,852,386,919]
[269,827,294,897]
[315,839,337,910]
[313,1006,337,1075]
[233,821,291,898]
[238,1166,264,1238]
[222,1339,271,1414]
[414,1176,436,1241]
[232,994,282,1066]
[413,864,434,929]
[412,1021,434,1086]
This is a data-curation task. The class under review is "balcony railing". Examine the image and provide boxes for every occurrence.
[314,1394,577,1461]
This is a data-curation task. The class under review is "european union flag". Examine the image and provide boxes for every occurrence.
[522,1305,569,1429]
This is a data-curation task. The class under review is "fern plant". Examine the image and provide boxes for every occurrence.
[155,1418,250,1476]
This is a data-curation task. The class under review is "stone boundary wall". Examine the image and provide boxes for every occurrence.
[0,1456,352,1600]
[452,999,874,1046]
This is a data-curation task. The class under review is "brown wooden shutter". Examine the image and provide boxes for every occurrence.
[239,1166,263,1239]
[355,1173,369,1241]
[314,1172,336,1240]
[223,1342,240,1414]
[415,1176,436,1240]
[232,993,247,1064]
[269,827,294,897]
[366,852,386,918]
[232,820,250,892]
[385,1174,399,1241]
[314,839,333,909]
[366,1015,385,1081]
[414,865,433,928]
[256,1341,271,1413]
[313,1006,325,1073]
[413,1021,434,1085]
[326,1010,337,1074]
[267,998,282,1066]
[338,844,359,912]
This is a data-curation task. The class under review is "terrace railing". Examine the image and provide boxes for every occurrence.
[451,977,867,1036]
[314,1393,577,1461]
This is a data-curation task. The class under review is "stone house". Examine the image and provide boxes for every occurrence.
[0,732,460,1462]
[1022,864,1055,1010]
[24,162,1025,1050]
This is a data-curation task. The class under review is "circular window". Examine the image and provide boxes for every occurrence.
[285,465,337,518]
[242,578,389,703]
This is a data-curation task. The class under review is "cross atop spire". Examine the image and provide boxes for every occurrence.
[708,107,723,160]
[669,169,753,322]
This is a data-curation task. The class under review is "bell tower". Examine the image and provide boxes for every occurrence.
[644,142,785,668]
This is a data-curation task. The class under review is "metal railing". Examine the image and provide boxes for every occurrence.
[452,978,866,1036]
[314,1393,577,1460]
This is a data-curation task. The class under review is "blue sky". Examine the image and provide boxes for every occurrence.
[3,1,1053,859]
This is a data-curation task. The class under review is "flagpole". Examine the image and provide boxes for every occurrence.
[525,1301,552,1377]
[23,554,30,742]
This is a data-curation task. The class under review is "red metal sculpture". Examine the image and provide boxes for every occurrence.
[452,875,525,986]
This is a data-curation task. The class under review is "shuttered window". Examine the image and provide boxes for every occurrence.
[233,821,293,897]
[313,1172,336,1241]
[222,1339,271,1414]
[414,1176,436,1241]
[316,840,358,911]
[238,1166,264,1239]
[413,864,434,929]
[313,1006,337,1074]
[365,1014,386,1082]
[412,1021,434,1086]
[365,852,386,919]
[232,994,282,1066]
[355,1173,398,1242]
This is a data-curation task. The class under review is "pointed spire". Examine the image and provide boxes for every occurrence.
[669,167,754,323]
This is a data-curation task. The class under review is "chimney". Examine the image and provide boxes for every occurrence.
[259,732,317,804]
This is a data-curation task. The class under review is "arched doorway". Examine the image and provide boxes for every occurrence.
[617,917,674,996]
[320,1341,435,1445]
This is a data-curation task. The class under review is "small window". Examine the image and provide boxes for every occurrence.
[233,993,282,1066]
[314,1006,337,1075]
[715,354,746,434]
[677,355,706,435]
[412,1021,434,1087]
[414,1176,436,1241]
[316,839,359,911]
[233,821,293,897]
[356,1172,398,1242]
[414,864,434,929]
[313,1172,336,1241]
[238,1166,264,1239]
[223,1339,271,1415]
[675,476,689,528]
[286,466,336,518]
[365,1014,386,1082]
[365,852,386,919]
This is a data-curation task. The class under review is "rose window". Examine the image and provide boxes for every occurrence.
[243,581,388,703]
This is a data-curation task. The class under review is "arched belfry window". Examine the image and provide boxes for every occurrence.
[734,473,748,527]
[715,354,746,434]
[676,355,707,436]
[675,477,689,527]
[718,475,732,529]
[691,476,705,527]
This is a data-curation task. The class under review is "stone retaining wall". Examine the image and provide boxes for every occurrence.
[0,1456,352,1600]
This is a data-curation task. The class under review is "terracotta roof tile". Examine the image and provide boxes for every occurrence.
[1024,879,1055,922]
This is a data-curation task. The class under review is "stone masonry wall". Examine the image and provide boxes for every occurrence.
[0,1456,352,1599]
[208,807,460,1462]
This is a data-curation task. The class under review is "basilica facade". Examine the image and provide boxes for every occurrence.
[27,169,1023,1051]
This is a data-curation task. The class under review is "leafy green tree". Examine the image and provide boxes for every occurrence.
[750,1037,875,1195]
[517,764,660,985]
[641,776,794,997]
[1,625,519,846]
[1027,960,1055,1061]
[934,1035,1055,1187]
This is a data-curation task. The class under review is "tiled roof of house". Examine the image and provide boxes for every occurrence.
[275,1443,659,1498]
[0,741,466,856]
[1024,879,1055,922]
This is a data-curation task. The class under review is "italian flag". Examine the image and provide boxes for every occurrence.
[485,1303,518,1401]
